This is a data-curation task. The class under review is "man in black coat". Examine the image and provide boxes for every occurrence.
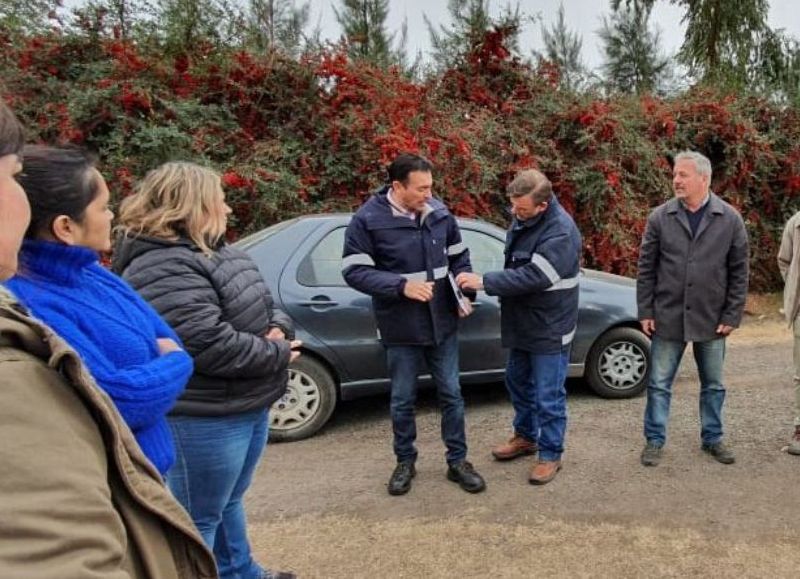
[637,151,749,467]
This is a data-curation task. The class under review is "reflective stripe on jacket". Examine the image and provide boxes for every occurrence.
[482,195,582,354]
[342,188,471,346]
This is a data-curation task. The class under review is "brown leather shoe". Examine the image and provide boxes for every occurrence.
[491,434,538,461]
[528,460,562,485]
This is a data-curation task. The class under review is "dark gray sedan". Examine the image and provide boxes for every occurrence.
[237,214,650,441]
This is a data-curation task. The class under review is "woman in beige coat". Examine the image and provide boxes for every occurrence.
[0,101,217,578]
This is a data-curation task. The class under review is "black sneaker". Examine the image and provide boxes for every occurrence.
[640,442,663,467]
[702,441,735,464]
[388,461,416,495]
[446,460,486,493]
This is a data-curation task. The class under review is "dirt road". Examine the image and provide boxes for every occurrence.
[247,308,800,578]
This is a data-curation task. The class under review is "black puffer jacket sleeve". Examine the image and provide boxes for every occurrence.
[114,236,292,415]
[268,306,295,340]
[150,257,291,379]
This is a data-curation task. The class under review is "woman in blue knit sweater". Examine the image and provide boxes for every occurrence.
[5,146,193,476]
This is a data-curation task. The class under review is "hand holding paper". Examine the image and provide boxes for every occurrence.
[455,271,483,291]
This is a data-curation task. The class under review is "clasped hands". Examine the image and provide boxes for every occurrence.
[265,327,303,362]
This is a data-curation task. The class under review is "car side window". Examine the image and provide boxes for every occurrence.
[297,227,348,287]
[461,228,505,273]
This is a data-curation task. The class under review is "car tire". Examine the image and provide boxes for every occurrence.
[269,355,337,442]
[585,327,650,399]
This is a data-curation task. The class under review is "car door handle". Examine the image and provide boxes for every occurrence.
[298,298,339,307]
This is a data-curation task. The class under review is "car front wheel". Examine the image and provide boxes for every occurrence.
[269,356,337,442]
[585,327,650,398]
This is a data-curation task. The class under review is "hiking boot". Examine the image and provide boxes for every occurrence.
[640,442,663,467]
[702,441,735,464]
[788,427,800,456]
[528,460,562,485]
[388,461,416,496]
[446,460,486,493]
[491,433,538,461]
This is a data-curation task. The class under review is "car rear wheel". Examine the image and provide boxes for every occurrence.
[585,327,649,398]
[269,356,337,442]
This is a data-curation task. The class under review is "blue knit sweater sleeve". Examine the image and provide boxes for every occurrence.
[22,304,192,431]
[88,263,181,343]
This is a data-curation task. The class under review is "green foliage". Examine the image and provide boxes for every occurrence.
[756,28,800,106]
[678,0,769,87]
[244,0,312,57]
[599,4,671,94]
[2,22,800,291]
[425,0,521,72]
[151,0,243,55]
[612,0,776,90]
[0,0,62,36]
[539,4,586,91]
[333,0,399,67]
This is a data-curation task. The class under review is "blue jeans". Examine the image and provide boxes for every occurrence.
[505,347,570,462]
[644,336,726,447]
[385,332,467,465]
[168,409,269,579]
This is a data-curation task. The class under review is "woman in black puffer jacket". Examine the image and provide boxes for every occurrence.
[113,161,299,579]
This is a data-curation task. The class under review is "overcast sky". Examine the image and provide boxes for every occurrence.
[307,0,800,71]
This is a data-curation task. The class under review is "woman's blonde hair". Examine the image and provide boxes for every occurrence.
[117,162,226,255]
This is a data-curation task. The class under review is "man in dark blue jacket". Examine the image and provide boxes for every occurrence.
[342,153,486,496]
[458,169,581,485]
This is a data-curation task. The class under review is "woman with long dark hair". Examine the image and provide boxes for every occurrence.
[6,145,192,477]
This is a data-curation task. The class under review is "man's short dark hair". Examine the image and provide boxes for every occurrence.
[506,169,552,205]
[387,153,433,185]
[0,100,25,158]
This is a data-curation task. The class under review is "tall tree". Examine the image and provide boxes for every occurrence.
[425,0,521,71]
[611,0,771,87]
[68,1,153,40]
[153,0,242,54]
[246,0,311,57]
[539,4,585,91]
[756,28,800,105]
[599,4,670,94]
[333,0,397,67]
[0,0,62,36]
[679,0,769,85]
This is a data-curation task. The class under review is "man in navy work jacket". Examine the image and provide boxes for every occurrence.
[456,169,581,484]
[342,153,486,496]
[457,169,581,485]
[637,151,749,467]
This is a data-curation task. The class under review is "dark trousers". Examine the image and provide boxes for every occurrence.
[385,332,468,465]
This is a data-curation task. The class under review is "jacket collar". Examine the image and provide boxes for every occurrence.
[665,192,725,240]
[373,186,446,225]
[666,192,724,215]
[511,194,558,230]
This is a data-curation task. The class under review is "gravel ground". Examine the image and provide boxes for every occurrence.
[245,307,800,578]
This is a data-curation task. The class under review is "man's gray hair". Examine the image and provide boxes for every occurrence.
[674,151,712,178]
